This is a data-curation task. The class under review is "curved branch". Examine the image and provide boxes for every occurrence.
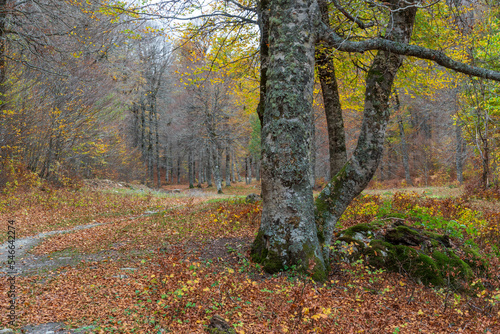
[319,27,500,81]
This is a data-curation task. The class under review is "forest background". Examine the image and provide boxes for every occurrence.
[0,0,499,195]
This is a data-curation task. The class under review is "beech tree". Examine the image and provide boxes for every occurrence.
[249,0,500,280]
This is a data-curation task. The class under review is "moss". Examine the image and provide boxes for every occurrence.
[337,236,366,250]
[385,225,422,241]
[463,246,489,274]
[432,250,473,283]
[415,253,444,286]
[251,232,284,273]
[250,230,268,263]
[366,239,391,267]
[342,223,374,237]
[302,242,327,282]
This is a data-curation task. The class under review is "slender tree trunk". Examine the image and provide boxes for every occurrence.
[177,155,181,185]
[231,151,236,183]
[455,123,465,184]
[398,115,413,186]
[212,144,223,194]
[237,157,243,182]
[154,100,161,188]
[316,0,347,177]
[481,107,490,188]
[225,145,231,187]
[206,146,213,187]
[188,151,194,189]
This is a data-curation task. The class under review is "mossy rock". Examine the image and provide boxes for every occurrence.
[334,222,488,291]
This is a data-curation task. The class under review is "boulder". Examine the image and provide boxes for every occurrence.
[245,193,261,203]
[206,315,235,334]
[333,221,488,290]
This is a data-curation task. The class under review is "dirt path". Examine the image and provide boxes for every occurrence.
[0,222,105,276]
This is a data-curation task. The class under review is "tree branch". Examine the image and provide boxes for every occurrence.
[319,26,500,81]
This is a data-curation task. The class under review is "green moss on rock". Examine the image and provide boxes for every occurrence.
[336,221,490,291]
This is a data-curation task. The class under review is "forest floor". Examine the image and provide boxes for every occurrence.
[0,181,499,333]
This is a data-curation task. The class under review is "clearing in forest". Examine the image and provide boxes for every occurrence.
[0,182,499,333]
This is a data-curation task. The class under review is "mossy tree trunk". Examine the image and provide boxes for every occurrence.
[252,0,417,281]
[251,0,327,281]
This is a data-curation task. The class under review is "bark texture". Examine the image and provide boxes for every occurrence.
[316,0,347,177]
[251,0,327,280]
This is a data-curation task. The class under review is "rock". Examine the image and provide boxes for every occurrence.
[113,274,128,279]
[120,267,137,271]
[333,221,488,290]
[206,315,235,334]
[0,328,14,334]
[245,193,261,203]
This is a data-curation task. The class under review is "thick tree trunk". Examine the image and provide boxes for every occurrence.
[251,0,327,280]
[255,158,260,182]
[256,0,269,125]
[398,115,413,186]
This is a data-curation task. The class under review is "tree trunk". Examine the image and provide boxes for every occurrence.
[225,145,231,187]
[237,157,243,182]
[316,0,347,177]
[206,146,213,187]
[246,156,252,184]
[154,99,161,188]
[188,151,194,189]
[212,144,223,194]
[255,158,260,182]
[315,0,416,264]
[177,155,181,184]
[398,115,413,186]
[455,123,465,184]
[251,0,327,280]
[231,151,236,183]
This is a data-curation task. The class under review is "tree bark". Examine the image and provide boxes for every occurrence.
[211,144,223,193]
[251,0,327,280]
[398,115,413,186]
[225,145,231,186]
[206,145,213,187]
[455,122,465,184]
[188,150,194,189]
[316,0,347,178]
